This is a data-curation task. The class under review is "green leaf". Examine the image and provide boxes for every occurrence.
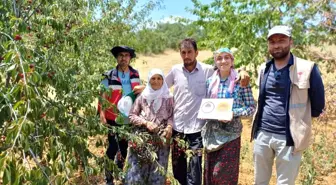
[13,100,24,110]
[3,51,14,64]
[0,155,7,171]
[3,167,11,185]
[6,64,16,72]
[31,71,42,84]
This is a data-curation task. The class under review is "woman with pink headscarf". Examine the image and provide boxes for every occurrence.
[202,48,256,185]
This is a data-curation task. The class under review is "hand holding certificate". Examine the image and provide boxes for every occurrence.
[197,98,234,121]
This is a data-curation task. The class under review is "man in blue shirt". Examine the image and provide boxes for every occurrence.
[251,26,325,185]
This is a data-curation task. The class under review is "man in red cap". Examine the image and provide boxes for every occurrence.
[98,46,144,185]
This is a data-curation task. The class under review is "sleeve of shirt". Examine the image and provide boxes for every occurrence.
[233,85,256,117]
[165,69,174,88]
[308,64,325,117]
[101,78,109,89]
[129,96,147,125]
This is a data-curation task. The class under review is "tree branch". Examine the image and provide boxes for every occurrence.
[29,148,53,185]
[10,100,30,151]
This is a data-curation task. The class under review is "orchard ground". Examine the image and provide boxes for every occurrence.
[78,49,335,185]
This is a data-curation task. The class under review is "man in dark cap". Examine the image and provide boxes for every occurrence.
[98,46,144,185]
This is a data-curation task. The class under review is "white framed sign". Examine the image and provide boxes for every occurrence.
[197,98,234,120]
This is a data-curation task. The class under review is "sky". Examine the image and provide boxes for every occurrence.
[138,0,214,22]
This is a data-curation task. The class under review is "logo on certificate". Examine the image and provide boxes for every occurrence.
[201,101,215,113]
[198,98,234,120]
[217,102,230,111]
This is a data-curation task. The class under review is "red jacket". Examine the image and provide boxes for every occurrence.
[98,66,140,121]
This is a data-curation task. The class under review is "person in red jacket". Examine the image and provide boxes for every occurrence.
[98,46,144,185]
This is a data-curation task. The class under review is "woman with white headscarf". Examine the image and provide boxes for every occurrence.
[125,68,173,185]
[202,48,256,185]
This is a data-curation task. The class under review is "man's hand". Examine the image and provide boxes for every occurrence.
[146,121,159,133]
[236,69,250,88]
[133,85,146,95]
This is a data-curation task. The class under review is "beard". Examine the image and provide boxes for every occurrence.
[270,46,291,60]
[183,59,196,68]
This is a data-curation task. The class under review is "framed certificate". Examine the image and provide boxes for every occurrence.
[197,98,234,120]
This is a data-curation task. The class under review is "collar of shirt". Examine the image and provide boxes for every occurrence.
[287,53,294,66]
[267,52,294,68]
[220,77,230,85]
[182,61,200,73]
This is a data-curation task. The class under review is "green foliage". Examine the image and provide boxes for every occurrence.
[0,0,161,184]
[133,22,205,54]
[190,0,336,77]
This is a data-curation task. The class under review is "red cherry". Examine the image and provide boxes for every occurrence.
[0,135,5,142]
[29,63,34,68]
[19,73,24,78]
[14,35,22,41]
[40,113,46,118]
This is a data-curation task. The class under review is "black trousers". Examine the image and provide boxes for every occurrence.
[105,120,128,184]
[172,130,203,185]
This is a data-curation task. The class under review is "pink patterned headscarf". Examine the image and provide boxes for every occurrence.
[207,48,238,98]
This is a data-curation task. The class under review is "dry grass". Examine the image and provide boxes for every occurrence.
[309,44,336,59]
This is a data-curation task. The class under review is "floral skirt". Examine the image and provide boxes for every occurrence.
[204,137,241,185]
[124,145,170,185]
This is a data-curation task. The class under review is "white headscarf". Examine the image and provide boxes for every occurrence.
[142,68,170,113]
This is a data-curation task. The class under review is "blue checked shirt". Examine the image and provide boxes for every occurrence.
[206,78,256,117]
[202,78,256,151]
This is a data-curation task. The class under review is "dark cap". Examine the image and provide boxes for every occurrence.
[110,46,136,59]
